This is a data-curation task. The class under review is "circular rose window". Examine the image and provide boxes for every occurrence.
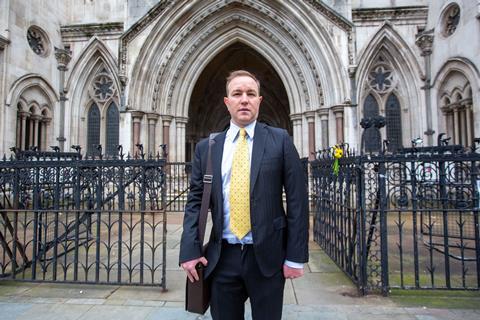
[27,26,50,57]
[442,3,460,37]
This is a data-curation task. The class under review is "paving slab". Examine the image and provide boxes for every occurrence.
[9,303,93,320]
[108,270,185,302]
[0,302,35,320]
[78,305,155,320]
[17,283,116,299]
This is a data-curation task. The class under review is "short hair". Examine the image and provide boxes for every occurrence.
[225,70,261,96]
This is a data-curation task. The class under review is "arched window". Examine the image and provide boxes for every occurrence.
[105,102,119,156]
[363,94,381,153]
[87,103,101,155]
[16,103,51,151]
[386,93,403,152]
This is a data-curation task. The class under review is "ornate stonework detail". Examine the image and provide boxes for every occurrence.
[353,6,428,23]
[304,0,353,32]
[348,31,355,66]
[368,65,393,93]
[60,22,124,42]
[151,1,326,112]
[415,30,434,57]
[54,47,72,71]
[119,0,174,76]
[160,14,309,111]
[366,56,396,95]
[27,26,50,57]
[90,69,116,102]
[442,3,460,37]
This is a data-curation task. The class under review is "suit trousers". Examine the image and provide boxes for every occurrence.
[209,241,285,320]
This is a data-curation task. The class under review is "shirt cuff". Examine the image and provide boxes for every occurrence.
[284,260,304,269]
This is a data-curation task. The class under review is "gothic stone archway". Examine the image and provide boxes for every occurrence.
[186,42,291,161]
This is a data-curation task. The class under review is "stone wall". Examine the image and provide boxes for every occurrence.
[1,0,64,152]
[65,0,125,25]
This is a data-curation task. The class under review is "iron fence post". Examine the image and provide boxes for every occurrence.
[357,157,367,295]
[378,160,389,295]
[118,163,125,283]
[53,161,61,281]
[471,158,480,288]
[438,158,451,288]
[409,156,420,287]
[73,161,81,281]
[32,164,41,280]
[162,163,167,292]
[95,162,102,283]
[12,165,20,279]
[140,163,146,284]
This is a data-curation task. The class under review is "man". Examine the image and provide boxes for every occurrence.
[179,70,309,319]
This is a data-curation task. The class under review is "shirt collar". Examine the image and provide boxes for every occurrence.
[228,120,256,141]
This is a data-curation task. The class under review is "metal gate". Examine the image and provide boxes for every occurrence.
[311,144,480,294]
[0,151,167,288]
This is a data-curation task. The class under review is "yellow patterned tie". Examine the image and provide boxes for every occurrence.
[229,128,251,239]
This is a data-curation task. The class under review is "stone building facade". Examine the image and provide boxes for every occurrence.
[0,0,479,161]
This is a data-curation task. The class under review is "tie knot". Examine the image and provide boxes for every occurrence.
[239,128,247,138]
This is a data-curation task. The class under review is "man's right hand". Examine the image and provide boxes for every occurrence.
[181,257,208,283]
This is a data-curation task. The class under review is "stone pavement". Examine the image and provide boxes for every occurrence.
[0,213,479,320]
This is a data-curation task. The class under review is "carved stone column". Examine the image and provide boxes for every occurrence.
[176,116,188,162]
[41,118,51,151]
[161,115,173,160]
[304,111,316,160]
[54,47,72,151]
[28,117,35,149]
[16,116,21,149]
[459,105,467,146]
[32,115,41,148]
[131,111,144,154]
[466,102,473,147]
[18,111,29,150]
[416,31,435,145]
[290,113,303,156]
[452,105,460,144]
[317,108,329,149]
[332,105,345,144]
[146,113,159,155]
[441,106,454,140]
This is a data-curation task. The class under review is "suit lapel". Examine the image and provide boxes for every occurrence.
[211,131,226,221]
[250,123,267,194]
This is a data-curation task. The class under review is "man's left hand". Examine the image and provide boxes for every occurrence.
[283,264,304,279]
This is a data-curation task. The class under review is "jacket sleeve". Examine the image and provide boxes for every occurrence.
[282,130,309,263]
[179,140,206,264]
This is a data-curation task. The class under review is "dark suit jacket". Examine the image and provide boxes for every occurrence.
[179,122,309,278]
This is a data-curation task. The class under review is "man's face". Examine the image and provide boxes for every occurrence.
[224,76,262,127]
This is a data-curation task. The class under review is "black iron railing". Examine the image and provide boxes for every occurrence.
[311,143,480,294]
[0,151,167,288]
[165,162,192,212]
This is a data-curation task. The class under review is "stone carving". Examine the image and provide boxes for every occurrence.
[119,0,174,76]
[415,30,434,56]
[27,26,49,56]
[352,6,428,23]
[90,69,116,102]
[54,47,72,71]
[304,0,353,32]
[443,4,460,36]
[367,56,396,95]
[151,1,329,111]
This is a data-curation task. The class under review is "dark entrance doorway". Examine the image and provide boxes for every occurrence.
[186,42,291,161]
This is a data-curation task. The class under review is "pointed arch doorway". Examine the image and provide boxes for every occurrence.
[186,42,291,161]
